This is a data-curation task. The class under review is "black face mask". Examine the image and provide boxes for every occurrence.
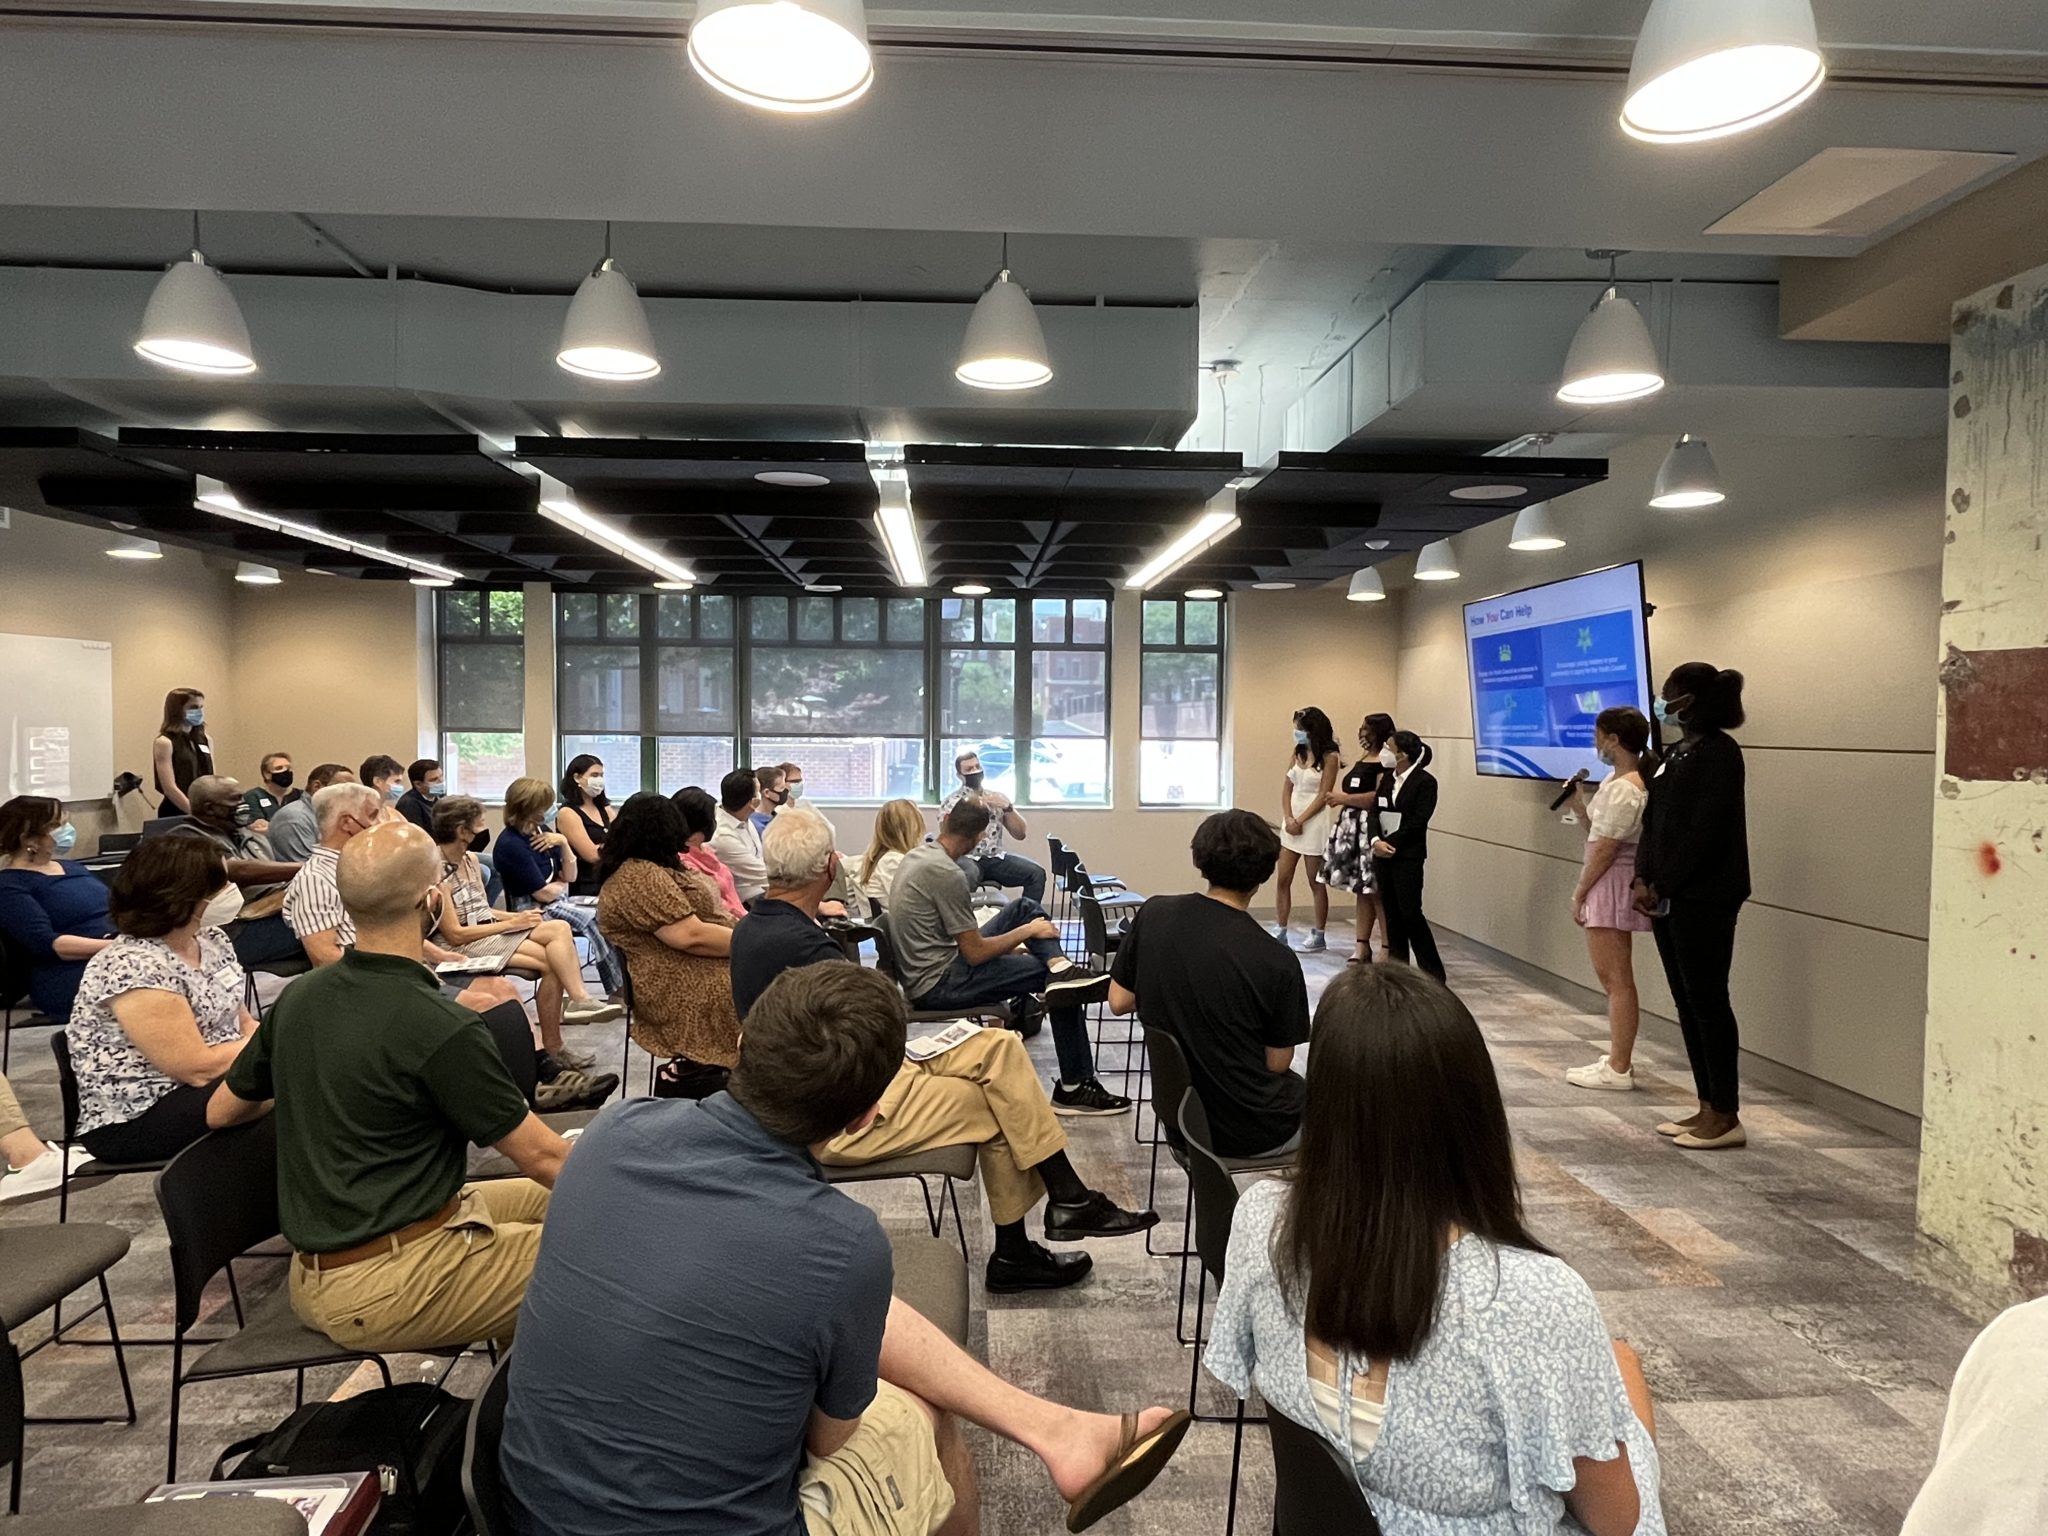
[269,770,294,790]
[469,828,491,853]
[962,771,985,790]
[230,802,255,829]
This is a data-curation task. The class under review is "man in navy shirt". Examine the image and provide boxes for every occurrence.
[502,961,1189,1536]
[730,810,1155,1294]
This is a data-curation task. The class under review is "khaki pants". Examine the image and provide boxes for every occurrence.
[801,1383,955,1536]
[822,1028,1064,1226]
[290,1180,548,1353]
[0,1071,27,1142]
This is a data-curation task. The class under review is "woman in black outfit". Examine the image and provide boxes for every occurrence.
[1633,663,1750,1150]
[1369,730,1444,982]
[151,686,215,816]
[556,754,615,897]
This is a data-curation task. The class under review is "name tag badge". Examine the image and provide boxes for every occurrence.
[211,964,242,993]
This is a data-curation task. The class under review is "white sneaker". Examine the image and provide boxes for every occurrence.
[1565,1056,1636,1091]
[1269,924,1291,946]
[0,1142,77,1204]
[563,998,625,1025]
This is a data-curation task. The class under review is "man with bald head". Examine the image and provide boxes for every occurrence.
[209,821,577,1352]
[169,772,305,964]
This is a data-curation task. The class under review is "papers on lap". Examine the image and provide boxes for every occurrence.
[906,1021,984,1062]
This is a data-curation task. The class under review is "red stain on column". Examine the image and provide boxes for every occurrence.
[1979,842,2002,876]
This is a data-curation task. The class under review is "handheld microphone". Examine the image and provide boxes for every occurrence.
[1548,768,1590,812]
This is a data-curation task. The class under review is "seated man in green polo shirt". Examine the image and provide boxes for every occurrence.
[208,821,577,1352]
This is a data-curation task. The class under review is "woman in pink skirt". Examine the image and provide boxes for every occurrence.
[1565,706,1655,1091]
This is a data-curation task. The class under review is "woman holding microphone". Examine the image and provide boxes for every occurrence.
[1370,730,1444,981]
[1564,707,1654,1091]
[1633,664,1751,1151]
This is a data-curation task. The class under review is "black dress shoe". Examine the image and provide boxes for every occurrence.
[1043,1192,1161,1242]
[986,1243,1094,1294]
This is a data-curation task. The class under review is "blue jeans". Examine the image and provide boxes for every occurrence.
[915,898,1096,1086]
[955,851,1047,907]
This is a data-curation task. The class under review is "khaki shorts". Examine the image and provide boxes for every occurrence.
[800,1383,955,1536]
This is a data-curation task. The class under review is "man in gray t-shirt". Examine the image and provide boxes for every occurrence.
[886,798,1131,1117]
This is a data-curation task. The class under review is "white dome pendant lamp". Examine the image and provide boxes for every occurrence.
[956,235,1053,392]
[1346,568,1387,602]
[1650,434,1727,508]
[1622,0,1824,144]
[1414,540,1460,582]
[1508,501,1566,550]
[557,223,662,382]
[688,0,874,114]
[135,212,257,376]
[1557,251,1665,406]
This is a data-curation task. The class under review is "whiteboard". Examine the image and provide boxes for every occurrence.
[1,632,116,803]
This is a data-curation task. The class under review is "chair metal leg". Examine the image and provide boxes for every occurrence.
[225,1263,246,1328]
[917,1177,940,1236]
[101,1276,137,1425]
[1176,1200,1198,1345]
[1226,1399,1245,1536]
[294,1369,305,1409]
[947,1179,969,1264]
[166,1339,184,1482]
[1187,1271,1205,1417]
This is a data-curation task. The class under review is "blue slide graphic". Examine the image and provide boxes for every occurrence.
[1463,564,1651,781]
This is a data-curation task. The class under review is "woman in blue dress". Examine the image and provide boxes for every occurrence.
[1206,963,1664,1536]
[0,795,116,1022]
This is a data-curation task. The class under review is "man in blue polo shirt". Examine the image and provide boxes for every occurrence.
[502,962,1190,1536]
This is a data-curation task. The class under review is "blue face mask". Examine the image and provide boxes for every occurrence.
[1653,697,1681,725]
[1293,728,1309,746]
[184,707,205,728]
[426,782,447,799]
[51,823,77,855]
[385,782,404,802]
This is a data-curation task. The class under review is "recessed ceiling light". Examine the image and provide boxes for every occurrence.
[655,579,696,591]
[1251,580,1295,591]
[410,576,454,588]
[1364,539,1392,551]
[757,470,834,488]
[1184,586,1223,600]
[804,582,843,593]
[1448,484,1526,501]
[953,582,992,596]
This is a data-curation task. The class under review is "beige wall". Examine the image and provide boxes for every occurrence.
[1391,432,1946,1116]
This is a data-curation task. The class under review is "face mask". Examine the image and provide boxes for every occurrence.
[1653,697,1685,725]
[785,783,804,803]
[1597,746,1616,766]
[184,707,205,728]
[269,769,293,789]
[385,782,404,802]
[200,885,244,929]
[1378,747,1397,769]
[469,828,491,853]
[232,802,256,829]
[426,782,447,799]
[583,776,606,798]
[1293,728,1309,746]
[51,822,78,855]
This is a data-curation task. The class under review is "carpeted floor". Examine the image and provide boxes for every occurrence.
[3,925,1985,1533]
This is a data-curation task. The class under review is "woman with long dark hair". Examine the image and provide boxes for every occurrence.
[1322,712,1396,963]
[152,685,214,815]
[595,792,739,1097]
[1565,707,1656,1091]
[556,753,614,898]
[1633,663,1750,1150]
[1370,730,1444,982]
[1274,706,1342,950]
[1207,965,1662,1536]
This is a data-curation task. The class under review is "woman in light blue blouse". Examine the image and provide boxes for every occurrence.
[1206,964,1664,1536]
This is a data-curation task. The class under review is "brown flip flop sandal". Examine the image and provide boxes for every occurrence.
[1064,1409,1194,1533]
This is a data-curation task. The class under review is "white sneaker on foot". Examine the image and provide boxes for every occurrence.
[0,1142,77,1204]
[1565,1055,1635,1091]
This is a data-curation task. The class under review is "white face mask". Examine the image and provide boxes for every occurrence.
[200,885,245,929]
[1378,747,1397,769]
[583,776,606,797]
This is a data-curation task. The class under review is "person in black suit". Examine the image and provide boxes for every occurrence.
[1369,730,1444,981]
[1633,663,1751,1151]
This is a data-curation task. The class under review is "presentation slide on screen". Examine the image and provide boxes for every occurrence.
[1463,563,1651,781]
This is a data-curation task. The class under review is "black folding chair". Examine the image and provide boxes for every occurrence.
[1268,1408,1382,1535]
[870,913,1016,1029]
[1,930,46,1074]
[462,1352,514,1536]
[51,1032,171,1227]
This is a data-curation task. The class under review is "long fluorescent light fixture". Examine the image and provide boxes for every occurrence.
[1125,490,1241,590]
[533,473,697,586]
[192,475,460,582]
[871,466,928,588]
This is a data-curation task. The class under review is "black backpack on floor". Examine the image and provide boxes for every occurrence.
[214,1381,470,1536]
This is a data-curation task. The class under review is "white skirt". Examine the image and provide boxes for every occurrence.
[1282,785,1333,856]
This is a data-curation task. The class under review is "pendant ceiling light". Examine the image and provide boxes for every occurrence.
[1346,568,1387,602]
[957,236,1053,392]
[1508,502,1566,551]
[106,533,164,560]
[135,213,256,376]
[688,0,873,113]
[558,224,662,382]
[233,561,283,585]
[1622,0,1825,144]
[1650,434,1727,508]
[1558,252,1665,406]
[1413,540,1461,582]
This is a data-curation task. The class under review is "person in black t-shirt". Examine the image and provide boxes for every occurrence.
[1108,809,1310,1158]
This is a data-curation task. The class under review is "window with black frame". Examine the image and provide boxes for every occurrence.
[1139,595,1226,805]
[939,594,1110,806]
[436,588,526,796]
[748,594,927,801]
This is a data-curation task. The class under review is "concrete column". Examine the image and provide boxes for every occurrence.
[1917,262,2048,1304]
[522,581,556,784]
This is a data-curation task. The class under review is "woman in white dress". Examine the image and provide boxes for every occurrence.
[1274,707,1342,951]
[1565,707,1655,1090]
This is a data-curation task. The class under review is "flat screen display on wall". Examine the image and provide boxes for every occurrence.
[1463,562,1653,781]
